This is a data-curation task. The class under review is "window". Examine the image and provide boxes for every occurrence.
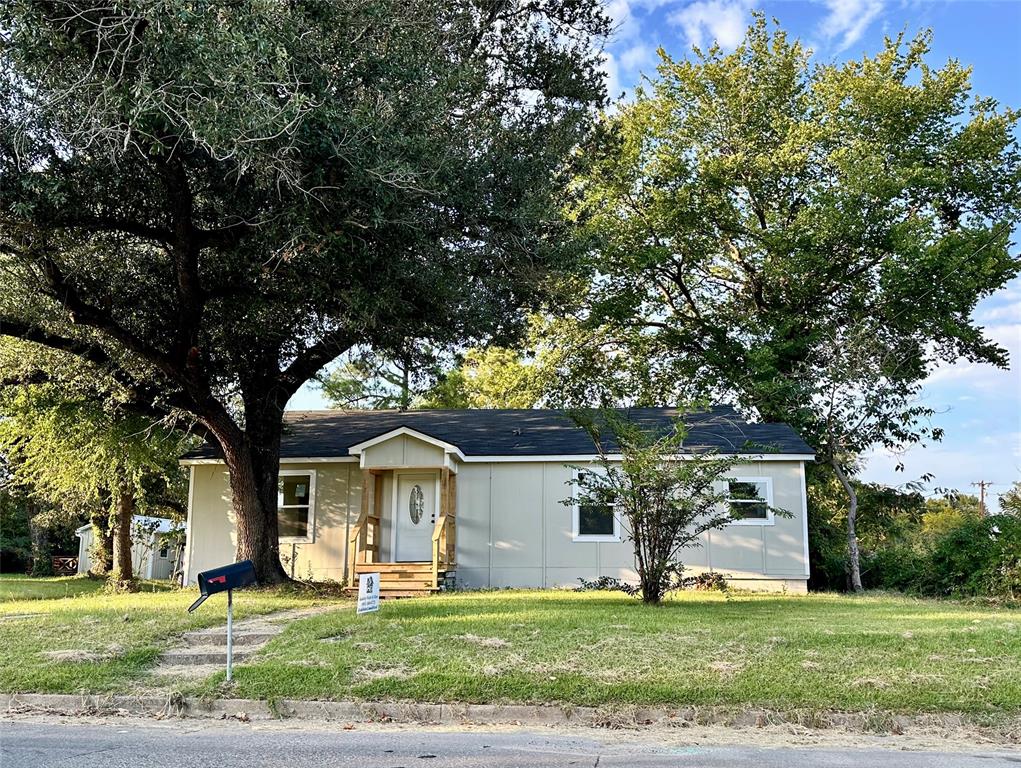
[572,469,622,542]
[727,477,773,525]
[279,470,317,542]
[408,484,425,525]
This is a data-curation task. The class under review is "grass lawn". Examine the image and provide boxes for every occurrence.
[218,590,1021,716]
[0,574,331,694]
[0,574,111,601]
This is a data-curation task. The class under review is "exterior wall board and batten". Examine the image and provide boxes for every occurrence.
[182,430,811,592]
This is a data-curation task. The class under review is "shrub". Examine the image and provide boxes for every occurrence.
[576,576,640,596]
[682,571,730,592]
[923,515,1021,599]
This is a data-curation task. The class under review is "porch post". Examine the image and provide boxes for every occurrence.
[361,468,374,563]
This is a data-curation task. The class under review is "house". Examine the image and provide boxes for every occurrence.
[75,515,181,580]
[180,407,814,596]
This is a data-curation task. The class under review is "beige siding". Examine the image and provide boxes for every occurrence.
[184,461,358,585]
[361,435,445,469]
[453,459,809,591]
[183,450,810,592]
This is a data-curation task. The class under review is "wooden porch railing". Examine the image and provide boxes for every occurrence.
[348,469,381,587]
[431,468,457,589]
[348,466,457,591]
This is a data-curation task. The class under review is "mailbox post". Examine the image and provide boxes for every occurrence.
[188,560,258,682]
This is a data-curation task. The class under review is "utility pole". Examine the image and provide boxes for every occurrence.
[971,481,995,516]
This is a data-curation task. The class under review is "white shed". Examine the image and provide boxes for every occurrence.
[76,516,181,580]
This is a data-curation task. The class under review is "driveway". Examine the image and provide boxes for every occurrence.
[1,719,1017,767]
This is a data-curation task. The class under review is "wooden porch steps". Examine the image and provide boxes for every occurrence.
[349,562,448,598]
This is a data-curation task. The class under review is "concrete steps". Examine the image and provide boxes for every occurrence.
[180,630,278,647]
[153,606,333,680]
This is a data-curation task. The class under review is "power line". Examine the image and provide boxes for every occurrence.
[971,480,995,516]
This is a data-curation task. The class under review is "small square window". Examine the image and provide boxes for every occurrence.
[279,472,315,542]
[573,470,621,541]
[727,478,773,524]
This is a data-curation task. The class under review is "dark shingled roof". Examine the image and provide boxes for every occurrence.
[184,406,814,460]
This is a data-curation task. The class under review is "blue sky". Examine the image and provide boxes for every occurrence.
[290,0,1020,510]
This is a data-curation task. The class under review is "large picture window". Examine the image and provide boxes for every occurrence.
[572,469,622,542]
[278,470,317,542]
[726,477,774,525]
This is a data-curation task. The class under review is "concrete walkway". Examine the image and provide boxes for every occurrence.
[153,606,332,679]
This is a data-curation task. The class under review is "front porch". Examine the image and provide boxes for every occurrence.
[347,465,457,597]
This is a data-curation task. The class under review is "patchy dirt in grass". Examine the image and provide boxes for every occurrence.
[456,634,510,649]
[708,661,745,678]
[41,644,123,664]
[351,663,413,683]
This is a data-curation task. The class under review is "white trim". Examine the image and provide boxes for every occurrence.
[726,476,775,526]
[183,465,196,585]
[390,469,441,562]
[347,427,467,461]
[278,469,318,544]
[799,461,811,577]
[179,456,357,466]
[571,468,623,543]
[181,452,813,467]
[462,453,815,463]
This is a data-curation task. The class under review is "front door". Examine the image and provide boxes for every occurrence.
[394,472,438,562]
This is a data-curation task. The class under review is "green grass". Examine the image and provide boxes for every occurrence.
[3,580,1019,716]
[0,575,329,694]
[218,590,1020,715]
[0,574,112,601]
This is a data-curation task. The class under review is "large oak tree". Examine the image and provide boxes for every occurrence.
[0,0,610,581]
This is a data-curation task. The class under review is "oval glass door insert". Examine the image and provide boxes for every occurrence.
[409,484,425,525]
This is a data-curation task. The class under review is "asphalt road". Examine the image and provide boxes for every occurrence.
[1,719,1018,768]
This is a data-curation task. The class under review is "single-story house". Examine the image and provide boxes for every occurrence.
[76,515,180,580]
[181,407,814,596]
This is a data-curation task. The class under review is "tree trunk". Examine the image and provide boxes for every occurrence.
[27,502,53,577]
[211,405,289,585]
[88,508,112,576]
[831,458,863,593]
[111,486,134,581]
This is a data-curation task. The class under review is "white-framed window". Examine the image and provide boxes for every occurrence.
[572,468,623,542]
[278,469,317,543]
[726,477,774,525]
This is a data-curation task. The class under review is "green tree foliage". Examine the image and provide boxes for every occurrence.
[422,347,546,409]
[0,486,32,573]
[563,17,1021,591]
[568,410,738,604]
[809,480,1018,600]
[319,343,449,410]
[0,342,189,582]
[0,1,610,581]
[1000,482,1021,517]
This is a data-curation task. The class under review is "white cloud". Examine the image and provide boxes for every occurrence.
[599,50,624,100]
[620,43,656,72]
[817,0,885,53]
[605,0,644,44]
[669,0,754,52]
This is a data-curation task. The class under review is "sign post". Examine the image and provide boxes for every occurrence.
[357,572,380,614]
[226,588,234,681]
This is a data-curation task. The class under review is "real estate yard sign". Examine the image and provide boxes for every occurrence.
[357,572,380,614]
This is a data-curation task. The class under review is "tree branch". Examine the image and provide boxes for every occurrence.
[281,329,358,395]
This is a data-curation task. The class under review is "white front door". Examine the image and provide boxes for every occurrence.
[394,472,438,562]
